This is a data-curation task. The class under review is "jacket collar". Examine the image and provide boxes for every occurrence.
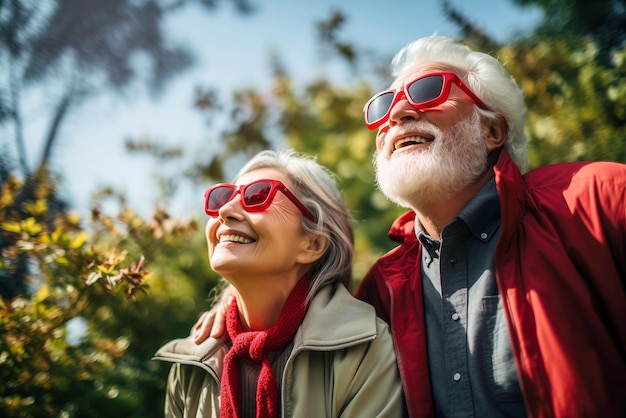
[492,148,526,242]
[154,284,378,365]
[296,284,377,348]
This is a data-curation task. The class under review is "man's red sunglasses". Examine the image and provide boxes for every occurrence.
[363,71,489,130]
[204,179,316,222]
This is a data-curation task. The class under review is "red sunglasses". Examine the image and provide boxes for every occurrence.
[363,71,489,130]
[204,179,316,222]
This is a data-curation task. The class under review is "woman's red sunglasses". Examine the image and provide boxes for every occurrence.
[204,179,316,222]
[363,71,489,130]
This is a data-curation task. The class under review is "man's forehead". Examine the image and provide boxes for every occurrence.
[390,63,455,89]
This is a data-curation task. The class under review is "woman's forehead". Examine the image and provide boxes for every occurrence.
[236,167,288,185]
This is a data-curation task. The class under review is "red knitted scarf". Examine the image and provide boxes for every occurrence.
[220,276,310,418]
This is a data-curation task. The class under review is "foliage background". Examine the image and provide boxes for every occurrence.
[1,0,624,416]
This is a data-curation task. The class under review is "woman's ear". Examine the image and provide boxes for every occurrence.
[296,234,329,264]
[483,114,508,152]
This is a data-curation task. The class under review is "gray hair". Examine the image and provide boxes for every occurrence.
[392,35,528,173]
[235,149,354,301]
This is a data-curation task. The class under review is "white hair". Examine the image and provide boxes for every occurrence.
[392,35,528,172]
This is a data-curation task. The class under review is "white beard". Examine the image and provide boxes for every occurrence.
[374,111,489,209]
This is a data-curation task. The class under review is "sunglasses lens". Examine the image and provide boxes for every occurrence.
[407,75,444,104]
[243,182,272,208]
[367,91,395,124]
[207,186,235,212]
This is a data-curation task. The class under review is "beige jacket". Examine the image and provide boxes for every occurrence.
[154,284,406,417]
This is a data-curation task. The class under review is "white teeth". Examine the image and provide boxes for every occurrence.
[394,136,431,150]
[219,234,254,244]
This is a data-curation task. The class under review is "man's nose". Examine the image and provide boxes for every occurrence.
[388,94,421,127]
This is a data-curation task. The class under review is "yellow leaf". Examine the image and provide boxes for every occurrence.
[52,228,63,242]
[0,221,21,233]
[71,232,89,249]
[23,199,48,216]
[21,217,42,235]
[34,285,49,303]
[97,265,114,274]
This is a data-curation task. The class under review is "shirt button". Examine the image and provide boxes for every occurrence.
[449,258,456,265]
[453,373,461,382]
[480,232,488,240]
[452,312,460,321]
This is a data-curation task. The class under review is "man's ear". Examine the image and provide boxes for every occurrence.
[296,234,329,264]
[483,114,508,152]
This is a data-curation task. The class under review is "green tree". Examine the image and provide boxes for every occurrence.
[0,168,220,416]
[0,0,254,303]
[443,0,626,167]
[0,0,253,177]
[505,39,626,166]
[514,0,625,56]
[0,1,249,416]
[0,170,151,416]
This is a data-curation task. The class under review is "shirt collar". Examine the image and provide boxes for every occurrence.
[414,177,500,244]
[457,177,500,243]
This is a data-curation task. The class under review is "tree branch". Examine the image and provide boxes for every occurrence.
[9,54,29,176]
[39,90,73,170]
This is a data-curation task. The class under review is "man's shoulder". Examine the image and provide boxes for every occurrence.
[524,160,626,189]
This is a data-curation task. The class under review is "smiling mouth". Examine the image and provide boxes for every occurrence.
[394,135,434,150]
[218,234,255,244]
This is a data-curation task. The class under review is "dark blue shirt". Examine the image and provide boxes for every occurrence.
[417,178,527,418]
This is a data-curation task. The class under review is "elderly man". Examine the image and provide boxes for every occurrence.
[193,36,626,418]
[356,35,625,417]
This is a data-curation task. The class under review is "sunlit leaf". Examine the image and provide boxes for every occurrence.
[71,232,89,249]
[22,199,48,215]
[34,285,50,303]
[1,221,22,233]
[85,271,102,286]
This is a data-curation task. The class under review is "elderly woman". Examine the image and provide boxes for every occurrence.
[154,150,404,417]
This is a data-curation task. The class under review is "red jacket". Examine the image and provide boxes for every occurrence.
[355,149,626,418]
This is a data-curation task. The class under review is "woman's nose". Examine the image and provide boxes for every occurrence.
[218,192,245,222]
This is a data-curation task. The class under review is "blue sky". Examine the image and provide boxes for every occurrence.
[44,0,543,218]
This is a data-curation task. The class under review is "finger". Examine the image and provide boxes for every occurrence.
[210,308,226,338]
[193,311,207,330]
[193,313,214,344]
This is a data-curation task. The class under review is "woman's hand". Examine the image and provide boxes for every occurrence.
[192,285,234,344]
